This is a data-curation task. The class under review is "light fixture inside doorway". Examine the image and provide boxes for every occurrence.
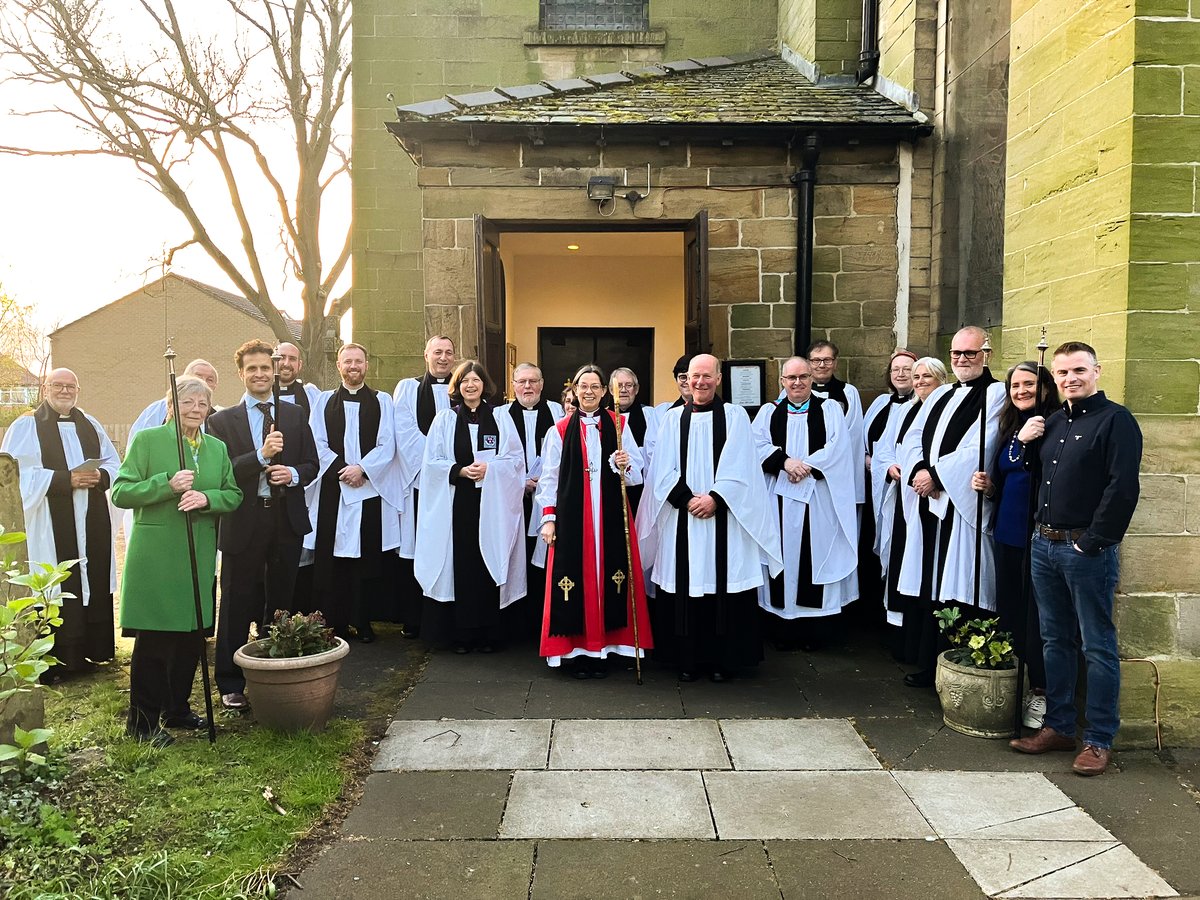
[566,243,580,251]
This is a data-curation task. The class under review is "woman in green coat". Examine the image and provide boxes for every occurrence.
[112,377,241,745]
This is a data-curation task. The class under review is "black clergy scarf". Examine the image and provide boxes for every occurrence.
[623,402,649,448]
[766,397,828,608]
[32,402,111,607]
[674,396,729,634]
[897,399,923,443]
[313,386,383,588]
[815,376,849,413]
[452,401,500,467]
[867,392,913,452]
[548,411,629,637]
[923,369,997,460]
[415,372,449,435]
[507,399,556,458]
[277,381,311,416]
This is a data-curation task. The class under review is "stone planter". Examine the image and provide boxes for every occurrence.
[934,651,1019,739]
[233,637,349,733]
[0,686,45,746]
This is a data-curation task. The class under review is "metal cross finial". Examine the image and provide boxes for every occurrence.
[1037,325,1049,354]
[557,575,575,602]
[982,318,993,353]
[611,569,626,591]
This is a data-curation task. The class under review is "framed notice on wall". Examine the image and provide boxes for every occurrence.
[721,359,766,408]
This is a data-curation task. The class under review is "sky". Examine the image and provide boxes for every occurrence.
[0,1,349,341]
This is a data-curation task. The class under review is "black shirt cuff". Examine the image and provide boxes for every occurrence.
[762,448,786,475]
[666,479,693,509]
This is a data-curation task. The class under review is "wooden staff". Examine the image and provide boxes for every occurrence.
[973,329,992,609]
[613,412,643,685]
[165,341,217,744]
[1013,327,1050,735]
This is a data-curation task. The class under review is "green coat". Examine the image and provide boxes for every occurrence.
[111,425,242,632]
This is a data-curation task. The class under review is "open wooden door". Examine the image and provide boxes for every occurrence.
[474,215,506,396]
[683,210,709,357]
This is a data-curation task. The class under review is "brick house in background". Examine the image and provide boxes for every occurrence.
[49,273,301,449]
[0,355,40,412]
[351,1,1200,743]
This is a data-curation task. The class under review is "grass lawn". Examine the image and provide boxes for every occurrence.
[1,628,425,899]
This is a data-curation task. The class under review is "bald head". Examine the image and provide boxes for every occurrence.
[43,368,79,415]
[183,359,218,391]
[276,342,303,384]
[687,354,721,405]
[950,326,990,382]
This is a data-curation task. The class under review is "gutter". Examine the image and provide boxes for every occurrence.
[790,135,820,356]
[857,0,881,84]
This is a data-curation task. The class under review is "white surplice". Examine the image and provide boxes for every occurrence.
[870,398,919,626]
[393,377,451,559]
[303,389,404,557]
[897,380,1006,610]
[813,380,866,505]
[1,412,120,604]
[414,408,527,607]
[752,400,858,618]
[637,403,782,596]
[507,399,565,569]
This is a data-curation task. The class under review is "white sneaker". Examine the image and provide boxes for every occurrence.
[1023,693,1047,729]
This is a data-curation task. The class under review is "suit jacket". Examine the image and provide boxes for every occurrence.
[207,399,319,552]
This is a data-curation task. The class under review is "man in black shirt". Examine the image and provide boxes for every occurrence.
[1010,341,1141,776]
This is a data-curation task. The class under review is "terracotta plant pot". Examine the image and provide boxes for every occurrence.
[934,650,1019,739]
[233,637,350,733]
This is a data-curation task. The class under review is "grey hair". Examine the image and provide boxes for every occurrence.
[912,356,948,384]
[166,376,212,416]
[609,367,639,388]
[512,362,542,380]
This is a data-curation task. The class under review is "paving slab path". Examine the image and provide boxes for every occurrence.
[294,632,1200,899]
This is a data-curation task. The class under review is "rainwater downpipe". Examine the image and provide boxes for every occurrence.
[791,135,820,356]
[857,0,881,84]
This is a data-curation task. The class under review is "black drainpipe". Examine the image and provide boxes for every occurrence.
[857,0,881,84]
[791,135,820,356]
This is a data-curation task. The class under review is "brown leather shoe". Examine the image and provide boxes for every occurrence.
[1072,744,1112,776]
[1010,726,1076,754]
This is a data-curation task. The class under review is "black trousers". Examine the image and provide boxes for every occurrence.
[216,500,303,695]
[397,488,424,633]
[128,630,201,733]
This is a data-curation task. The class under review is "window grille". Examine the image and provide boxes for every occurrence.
[539,0,649,30]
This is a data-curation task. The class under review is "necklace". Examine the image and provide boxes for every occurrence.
[184,433,202,473]
[1006,434,1023,464]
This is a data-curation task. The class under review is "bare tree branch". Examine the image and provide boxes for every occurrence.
[0,0,352,378]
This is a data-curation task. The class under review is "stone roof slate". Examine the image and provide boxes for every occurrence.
[394,53,921,129]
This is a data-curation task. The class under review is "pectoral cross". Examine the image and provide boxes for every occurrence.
[611,569,626,592]
[557,575,575,602]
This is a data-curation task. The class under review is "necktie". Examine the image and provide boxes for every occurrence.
[256,401,274,443]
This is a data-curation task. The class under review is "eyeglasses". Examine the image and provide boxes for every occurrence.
[513,379,541,387]
[46,383,79,393]
[949,350,982,360]
[781,375,812,383]
[809,357,836,366]
[675,373,688,382]
[889,366,913,375]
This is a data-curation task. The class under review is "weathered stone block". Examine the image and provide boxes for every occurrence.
[444,167,538,186]
[741,218,797,249]
[1135,18,1200,67]
[811,300,862,328]
[820,164,900,185]
[654,167,709,187]
[1131,164,1194,213]
[1178,594,1200,657]
[424,219,456,249]
[708,167,792,187]
[731,303,772,328]
[835,271,896,303]
[538,167,625,187]
[816,215,896,247]
[813,246,841,274]
[731,328,793,359]
[603,144,688,168]
[709,249,762,303]
[662,188,763,219]
[851,184,898,216]
[1188,476,1200,535]
[764,189,793,218]
[1116,594,1178,657]
[814,185,853,217]
[826,326,896,358]
[689,144,790,167]
[1131,213,1200,263]
[1120,534,1200,593]
[1127,261,1192,310]
[811,273,835,304]
[1127,310,1197,361]
[840,243,898,272]
[709,218,741,248]
[1124,359,1200,414]
[771,302,798,329]
[1134,65,1184,117]
[420,141,522,168]
[523,143,601,168]
[423,248,475,305]
[760,248,796,274]
[861,300,896,327]
[1129,476,1187,535]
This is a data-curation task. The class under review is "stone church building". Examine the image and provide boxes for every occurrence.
[352,0,1199,743]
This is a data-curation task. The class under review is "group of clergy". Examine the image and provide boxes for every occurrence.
[2,324,1011,698]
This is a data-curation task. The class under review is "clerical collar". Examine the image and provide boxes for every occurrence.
[787,399,810,413]
[689,399,718,412]
[427,373,449,385]
[955,369,992,389]
[579,410,601,420]
[342,384,361,394]
[279,381,298,392]
[892,391,913,403]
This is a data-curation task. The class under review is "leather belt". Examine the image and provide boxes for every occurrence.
[1037,524,1085,542]
[255,497,274,508]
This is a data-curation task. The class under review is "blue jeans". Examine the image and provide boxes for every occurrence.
[1031,534,1121,748]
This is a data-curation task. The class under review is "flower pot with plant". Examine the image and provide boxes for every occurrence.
[932,608,1019,739]
[233,610,349,733]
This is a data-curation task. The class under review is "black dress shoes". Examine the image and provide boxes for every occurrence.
[162,712,205,730]
[903,669,935,688]
[127,726,175,748]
